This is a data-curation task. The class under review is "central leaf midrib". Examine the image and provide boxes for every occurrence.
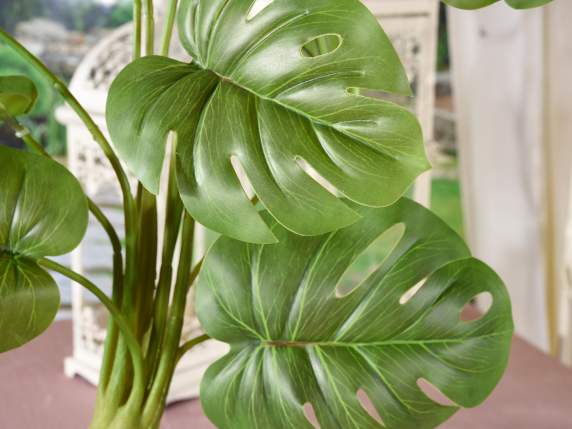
[259,331,512,349]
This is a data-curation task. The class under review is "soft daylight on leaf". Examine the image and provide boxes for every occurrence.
[196,198,514,429]
[106,0,429,244]
[0,145,88,352]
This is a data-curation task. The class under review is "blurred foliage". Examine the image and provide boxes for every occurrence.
[0,0,45,33]
[56,0,133,31]
[1,0,133,32]
[0,0,133,155]
[106,0,134,28]
[431,177,464,236]
[437,4,450,70]
[0,45,65,155]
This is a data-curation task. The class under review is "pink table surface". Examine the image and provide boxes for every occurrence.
[1,320,571,428]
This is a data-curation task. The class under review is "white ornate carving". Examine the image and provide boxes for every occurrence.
[58,0,439,403]
[80,305,107,355]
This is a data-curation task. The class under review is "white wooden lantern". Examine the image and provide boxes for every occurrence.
[56,0,439,403]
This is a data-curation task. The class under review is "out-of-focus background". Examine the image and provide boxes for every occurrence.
[0,0,571,428]
[0,0,132,156]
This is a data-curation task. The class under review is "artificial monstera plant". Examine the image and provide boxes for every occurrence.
[0,0,551,428]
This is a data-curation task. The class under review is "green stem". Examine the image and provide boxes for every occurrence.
[176,333,210,363]
[144,0,155,56]
[145,147,183,392]
[103,187,152,408]
[133,0,143,59]
[133,184,158,340]
[98,249,123,390]
[188,258,203,288]
[160,0,179,56]
[38,258,144,406]
[96,0,147,410]
[142,214,195,427]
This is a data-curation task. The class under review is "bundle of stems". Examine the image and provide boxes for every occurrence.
[0,0,207,426]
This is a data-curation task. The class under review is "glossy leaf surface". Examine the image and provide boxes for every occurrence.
[443,0,552,9]
[107,0,429,244]
[197,198,513,429]
[0,146,88,352]
[0,75,38,119]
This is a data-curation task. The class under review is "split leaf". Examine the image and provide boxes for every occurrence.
[197,198,513,429]
[107,0,429,244]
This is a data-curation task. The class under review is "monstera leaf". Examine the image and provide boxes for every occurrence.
[0,146,88,352]
[107,0,429,244]
[0,76,37,119]
[196,198,513,429]
[443,0,552,9]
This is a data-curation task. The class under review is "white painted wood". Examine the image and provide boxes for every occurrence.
[543,1,572,366]
[57,0,441,402]
[565,200,572,365]
[449,2,572,357]
[448,3,550,352]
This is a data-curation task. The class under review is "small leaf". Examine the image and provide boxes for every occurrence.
[443,0,552,9]
[0,76,38,119]
[107,0,428,244]
[0,256,59,353]
[0,146,88,352]
[197,198,513,429]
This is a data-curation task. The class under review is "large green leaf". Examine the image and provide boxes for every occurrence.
[107,0,429,244]
[443,0,552,9]
[0,75,37,119]
[0,145,88,352]
[196,198,513,429]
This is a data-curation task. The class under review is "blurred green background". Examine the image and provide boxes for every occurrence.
[0,0,133,155]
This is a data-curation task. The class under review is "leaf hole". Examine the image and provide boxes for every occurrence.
[246,0,274,21]
[417,378,457,407]
[303,403,321,428]
[296,157,339,196]
[230,155,256,200]
[461,292,493,322]
[357,389,385,425]
[336,223,405,297]
[301,34,343,58]
[399,278,428,305]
